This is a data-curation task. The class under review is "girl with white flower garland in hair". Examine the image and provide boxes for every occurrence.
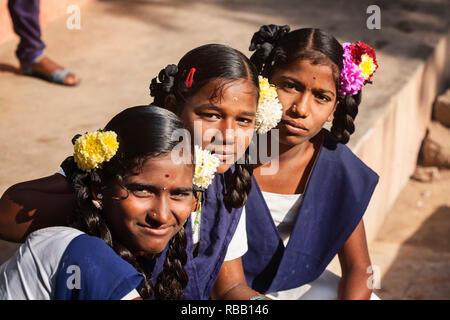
[0,44,281,300]
[241,25,380,300]
[148,44,281,299]
[1,106,199,299]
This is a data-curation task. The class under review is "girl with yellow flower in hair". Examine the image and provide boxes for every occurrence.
[1,106,198,299]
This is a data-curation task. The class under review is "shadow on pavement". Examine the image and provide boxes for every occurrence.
[0,63,20,75]
[378,205,450,299]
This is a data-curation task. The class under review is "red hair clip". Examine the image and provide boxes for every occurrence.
[185,68,196,88]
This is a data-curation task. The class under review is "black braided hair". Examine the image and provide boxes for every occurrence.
[150,44,260,208]
[249,25,363,144]
[224,149,253,210]
[150,64,179,107]
[331,91,362,144]
[249,24,290,74]
[67,106,191,299]
[154,228,188,299]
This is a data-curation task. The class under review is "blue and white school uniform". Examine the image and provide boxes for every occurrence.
[0,227,143,300]
[55,165,247,300]
[242,129,380,299]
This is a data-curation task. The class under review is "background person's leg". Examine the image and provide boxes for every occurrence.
[7,0,79,85]
[8,0,45,66]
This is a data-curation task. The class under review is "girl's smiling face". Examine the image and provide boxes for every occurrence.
[270,58,338,147]
[178,78,258,174]
[103,153,195,256]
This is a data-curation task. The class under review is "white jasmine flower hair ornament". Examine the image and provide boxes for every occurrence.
[255,76,283,134]
[193,145,220,190]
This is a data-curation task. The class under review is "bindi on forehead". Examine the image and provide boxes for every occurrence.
[231,97,239,114]
[165,174,170,178]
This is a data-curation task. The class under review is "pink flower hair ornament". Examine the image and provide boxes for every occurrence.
[338,41,378,97]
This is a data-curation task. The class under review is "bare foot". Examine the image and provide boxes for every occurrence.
[22,56,79,85]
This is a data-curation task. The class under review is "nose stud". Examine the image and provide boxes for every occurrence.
[292,103,309,117]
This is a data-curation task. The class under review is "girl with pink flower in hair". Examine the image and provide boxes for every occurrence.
[241,25,380,300]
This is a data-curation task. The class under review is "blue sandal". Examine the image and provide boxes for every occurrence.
[22,64,79,86]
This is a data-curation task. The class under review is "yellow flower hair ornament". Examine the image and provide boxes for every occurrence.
[193,145,220,190]
[255,76,283,134]
[73,130,119,172]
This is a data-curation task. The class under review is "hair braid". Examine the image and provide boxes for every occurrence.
[154,227,189,300]
[112,242,155,299]
[149,64,179,107]
[249,24,290,75]
[330,91,361,144]
[224,150,253,209]
[70,170,113,246]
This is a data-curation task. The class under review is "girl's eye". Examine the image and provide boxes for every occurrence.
[283,82,296,90]
[131,188,153,197]
[200,113,221,120]
[171,192,192,200]
[237,117,253,125]
[316,94,331,102]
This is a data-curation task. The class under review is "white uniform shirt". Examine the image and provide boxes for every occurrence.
[260,191,303,246]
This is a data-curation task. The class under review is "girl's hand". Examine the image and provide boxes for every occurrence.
[211,257,269,300]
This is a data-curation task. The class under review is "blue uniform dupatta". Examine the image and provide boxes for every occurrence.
[242,130,379,294]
